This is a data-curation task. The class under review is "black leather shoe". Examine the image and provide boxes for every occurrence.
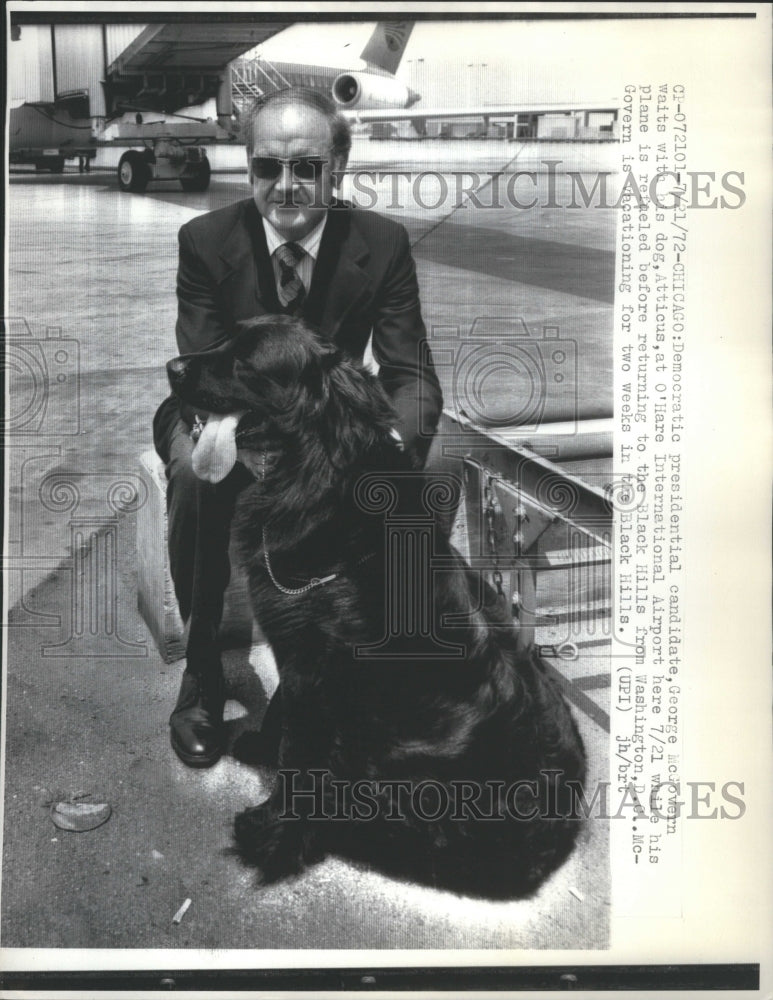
[170,670,225,768]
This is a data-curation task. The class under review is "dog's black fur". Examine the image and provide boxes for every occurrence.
[168,315,587,898]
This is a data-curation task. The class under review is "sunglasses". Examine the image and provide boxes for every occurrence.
[250,156,329,182]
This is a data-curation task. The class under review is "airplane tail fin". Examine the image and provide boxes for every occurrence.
[359,21,414,75]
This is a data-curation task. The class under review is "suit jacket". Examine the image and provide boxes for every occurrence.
[153,198,443,465]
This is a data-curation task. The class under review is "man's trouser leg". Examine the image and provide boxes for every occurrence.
[164,419,250,766]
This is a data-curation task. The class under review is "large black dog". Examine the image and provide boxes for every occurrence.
[167,315,586,898]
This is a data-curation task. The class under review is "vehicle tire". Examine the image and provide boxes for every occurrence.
[118,151,150,193]
[180,156,211,192]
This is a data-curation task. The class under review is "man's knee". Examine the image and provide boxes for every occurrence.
[165,420,196,481]
[164,425,213,533]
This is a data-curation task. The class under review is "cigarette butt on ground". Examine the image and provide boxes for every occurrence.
[172,898,192,924]
[568,886,584,902]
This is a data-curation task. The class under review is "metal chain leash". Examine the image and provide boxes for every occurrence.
[263,526,338,595]
[263,527,376,596]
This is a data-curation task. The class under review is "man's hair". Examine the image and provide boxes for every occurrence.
[243,87,352,164]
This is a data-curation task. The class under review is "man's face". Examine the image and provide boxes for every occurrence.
[248,103,344,241]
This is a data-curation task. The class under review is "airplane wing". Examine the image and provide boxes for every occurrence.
[108,22,293,75]
[106,21,294,114]
[345,103,619,122]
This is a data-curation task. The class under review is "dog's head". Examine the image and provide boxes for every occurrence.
[167,315,399,486]
[167,314,339,414]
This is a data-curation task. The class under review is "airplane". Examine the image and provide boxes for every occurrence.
[8,17,420,190]
[232,21,420,112]
[8,14,618,193]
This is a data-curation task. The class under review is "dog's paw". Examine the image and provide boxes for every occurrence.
[234,804,323,884]
[232,728,279,767]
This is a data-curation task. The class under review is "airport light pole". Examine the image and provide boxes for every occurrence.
[405,57,425,94]
[466,62,487,108]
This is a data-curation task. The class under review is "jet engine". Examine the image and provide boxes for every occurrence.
[332,72,418,110]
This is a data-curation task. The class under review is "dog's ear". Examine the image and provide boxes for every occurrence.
[321,357,397,467]
[299,344,340,398]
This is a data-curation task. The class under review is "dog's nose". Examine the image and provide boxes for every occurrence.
[167,357,187,379]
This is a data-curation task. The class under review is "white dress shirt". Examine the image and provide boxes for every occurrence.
[262,214,327,295]
[260,213,381,379]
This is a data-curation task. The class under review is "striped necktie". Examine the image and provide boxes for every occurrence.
[275,242,306,314]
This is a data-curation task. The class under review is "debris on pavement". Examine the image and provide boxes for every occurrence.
[172,898,192,925]
[50,801,112,832]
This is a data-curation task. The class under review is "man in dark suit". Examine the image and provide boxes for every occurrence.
[154,87,443,768]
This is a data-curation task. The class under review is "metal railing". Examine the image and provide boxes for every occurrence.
[231,56,291,114]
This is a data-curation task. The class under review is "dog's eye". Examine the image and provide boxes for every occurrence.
[233,357,261,387]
